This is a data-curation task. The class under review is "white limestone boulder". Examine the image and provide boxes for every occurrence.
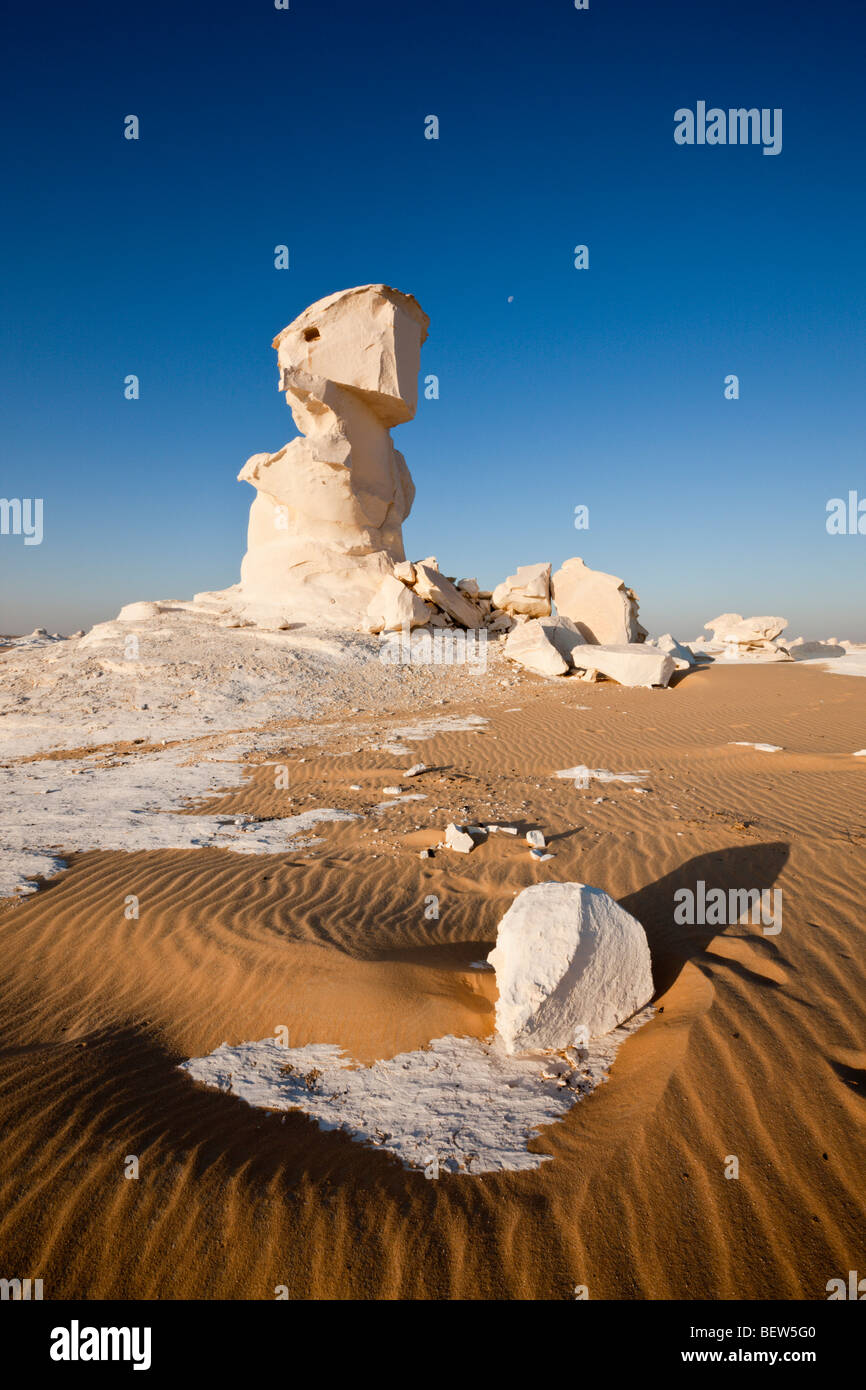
[365,574,432,633]
[649,633,696,670]
[539,615,587,667]
[550,557,646,644]
[492,563,551,618]
[574,643,675,688]
[504,619,568,677]
[487,882,654,1052]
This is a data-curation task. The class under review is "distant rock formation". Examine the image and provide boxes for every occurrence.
[112,291,685,688]
[700,613,792,661]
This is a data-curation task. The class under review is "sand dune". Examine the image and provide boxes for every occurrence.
[1,664,864,1297]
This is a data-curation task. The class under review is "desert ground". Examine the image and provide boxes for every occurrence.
[1,650,864,1299]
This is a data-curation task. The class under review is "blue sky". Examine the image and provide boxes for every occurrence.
[2,0,864,638]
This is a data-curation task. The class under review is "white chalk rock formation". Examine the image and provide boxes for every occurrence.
[703,614,792,660]
[487,882,654,1052]
[575,643,675,688]
[199,284,429,628]
[504,619,569,677]
[116,601,164,623]
[650,633,696,669]
[492,563,551,618]
[550,557,646,645]
[365,574,432,633]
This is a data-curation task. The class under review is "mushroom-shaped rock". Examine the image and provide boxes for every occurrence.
[492,563,551,618]
[504,619,569,676]
[487,882,654,1052]
[206,284,430,629]
[551,557,646,644]
[705,613,788,644]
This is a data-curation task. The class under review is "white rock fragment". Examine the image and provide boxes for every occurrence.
[504,619,568,677]
[365,574,432,633]
[492,563,551,618]
[404,763,427,777]
[525,829,546,848]
[555,765,649,787]
[729,742,782,753]
[412,563,484,628]
[574,644,675,688]
[649,633,696,669]
[539,614,587,667]
[445,823,475,853]
[487,882,654,1052]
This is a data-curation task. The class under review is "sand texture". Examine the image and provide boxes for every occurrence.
[1,659,865,1298]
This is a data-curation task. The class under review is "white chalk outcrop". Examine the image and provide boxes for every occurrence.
[492,563,551,618]
[551,557,647,645]
[701,614,792,661]
[100,292,686,667]
[198,284,429,629]
[487,882,654,1053]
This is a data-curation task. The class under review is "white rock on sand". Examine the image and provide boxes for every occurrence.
[487,882,654,1053]
[555,765,649,787]
[650,633,696,669]
[550,557,647,645]
[445,823,476,853]
[574,643,675,688]
[503,619,568,677]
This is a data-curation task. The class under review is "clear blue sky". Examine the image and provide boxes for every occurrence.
[2,0,864,638]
